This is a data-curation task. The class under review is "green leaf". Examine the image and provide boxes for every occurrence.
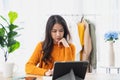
[0,28,7,47]
[8,41,20,53]
[7,39,16,47]
[0,36,6,47]
[0,28,5,37]
[0,23,8,33]
[8,11,18,24]
[8,31,17,38]
[9,24,18,31]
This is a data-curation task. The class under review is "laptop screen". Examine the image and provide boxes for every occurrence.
[52,61,88,80]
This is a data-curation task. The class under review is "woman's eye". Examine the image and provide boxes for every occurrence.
[59,30,64,32]
[51,30,64,33]
[52,30,56,33]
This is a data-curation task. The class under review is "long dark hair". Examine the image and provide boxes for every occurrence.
[42,15,71,64]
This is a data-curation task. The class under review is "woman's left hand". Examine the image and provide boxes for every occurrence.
[45,69,53,76]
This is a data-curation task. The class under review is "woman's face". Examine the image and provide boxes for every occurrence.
[51,23,64,44]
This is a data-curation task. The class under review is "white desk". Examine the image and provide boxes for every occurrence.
[85,73,120,80]
[0,72,120,80]
[101,66,120,74]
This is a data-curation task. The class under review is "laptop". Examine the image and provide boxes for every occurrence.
[52,61,88,80]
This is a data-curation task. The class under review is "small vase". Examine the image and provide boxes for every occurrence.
[108,41,115,67]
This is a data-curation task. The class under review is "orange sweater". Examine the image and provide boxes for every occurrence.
[25,42,75,76]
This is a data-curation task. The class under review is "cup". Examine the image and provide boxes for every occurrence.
[2,62,17,77]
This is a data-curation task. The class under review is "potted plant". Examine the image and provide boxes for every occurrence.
[0,11,21,62]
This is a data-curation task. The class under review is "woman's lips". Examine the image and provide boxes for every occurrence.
[55,38,61,42]
[56,38,61,41]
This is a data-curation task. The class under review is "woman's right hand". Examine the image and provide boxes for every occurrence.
[58,38,69,47]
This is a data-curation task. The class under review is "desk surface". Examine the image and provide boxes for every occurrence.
[85,73,120,80]
[0,72,120,80]
[101,66,120,69]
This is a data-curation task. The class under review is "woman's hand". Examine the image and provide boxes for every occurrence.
[58,38,69,47]
[45,69,53,76]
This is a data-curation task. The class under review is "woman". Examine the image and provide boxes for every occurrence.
[25,15,75,76]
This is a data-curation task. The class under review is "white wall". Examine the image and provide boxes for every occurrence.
[0,0,120,73]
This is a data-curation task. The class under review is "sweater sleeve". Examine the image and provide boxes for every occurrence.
[64,43,75,61]
[25,42,47,76]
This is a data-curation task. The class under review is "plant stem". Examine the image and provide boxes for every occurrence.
[0,47,8,62]
[4,52,8,62]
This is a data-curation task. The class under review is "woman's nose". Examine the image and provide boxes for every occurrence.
[56,31,60,36]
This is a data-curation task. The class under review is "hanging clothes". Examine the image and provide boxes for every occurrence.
[77,22,85,47]
[78,19,97,73]
[77,22,85,60]
[86,19,97,70]
[77,18,94,73]
[77,20,92,61]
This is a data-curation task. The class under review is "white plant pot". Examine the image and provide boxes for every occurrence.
[2,62,15,77]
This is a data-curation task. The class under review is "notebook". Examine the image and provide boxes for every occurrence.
[52,61,88,80]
